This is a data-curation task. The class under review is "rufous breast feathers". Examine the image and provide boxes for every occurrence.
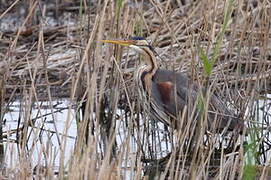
[157,81,173,104]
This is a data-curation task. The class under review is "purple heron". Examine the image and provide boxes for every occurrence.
[102,37,243,132]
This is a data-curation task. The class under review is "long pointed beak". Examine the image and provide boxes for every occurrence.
[101,39,134,46]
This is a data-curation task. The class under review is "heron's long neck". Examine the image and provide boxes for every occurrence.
[142,47,158,75]
[137,48,158,94]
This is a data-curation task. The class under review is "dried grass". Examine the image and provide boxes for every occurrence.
[0,0,270,179]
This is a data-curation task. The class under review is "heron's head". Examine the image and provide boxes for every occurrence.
[101,36,154,55]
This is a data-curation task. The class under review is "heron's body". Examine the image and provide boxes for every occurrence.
[139,68,241,131]
[102,37,243,132]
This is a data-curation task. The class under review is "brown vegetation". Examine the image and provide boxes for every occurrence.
[0,0,270,179]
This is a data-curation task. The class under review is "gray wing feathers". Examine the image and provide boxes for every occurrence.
[152,69,242,131]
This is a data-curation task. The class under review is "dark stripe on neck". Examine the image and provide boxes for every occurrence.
[142,47,156,73]
[140,71,148,90]
[139,47,157,91]
[140,70,157,90]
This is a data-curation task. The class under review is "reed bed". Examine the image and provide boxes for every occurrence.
[0,0,271,179]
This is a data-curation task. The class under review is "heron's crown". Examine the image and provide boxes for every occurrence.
[130,36,146,40]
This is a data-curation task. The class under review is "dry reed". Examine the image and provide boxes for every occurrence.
[0,0,270,179]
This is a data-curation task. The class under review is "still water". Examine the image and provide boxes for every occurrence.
[2,95,271,172]
[3,100,77,169]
